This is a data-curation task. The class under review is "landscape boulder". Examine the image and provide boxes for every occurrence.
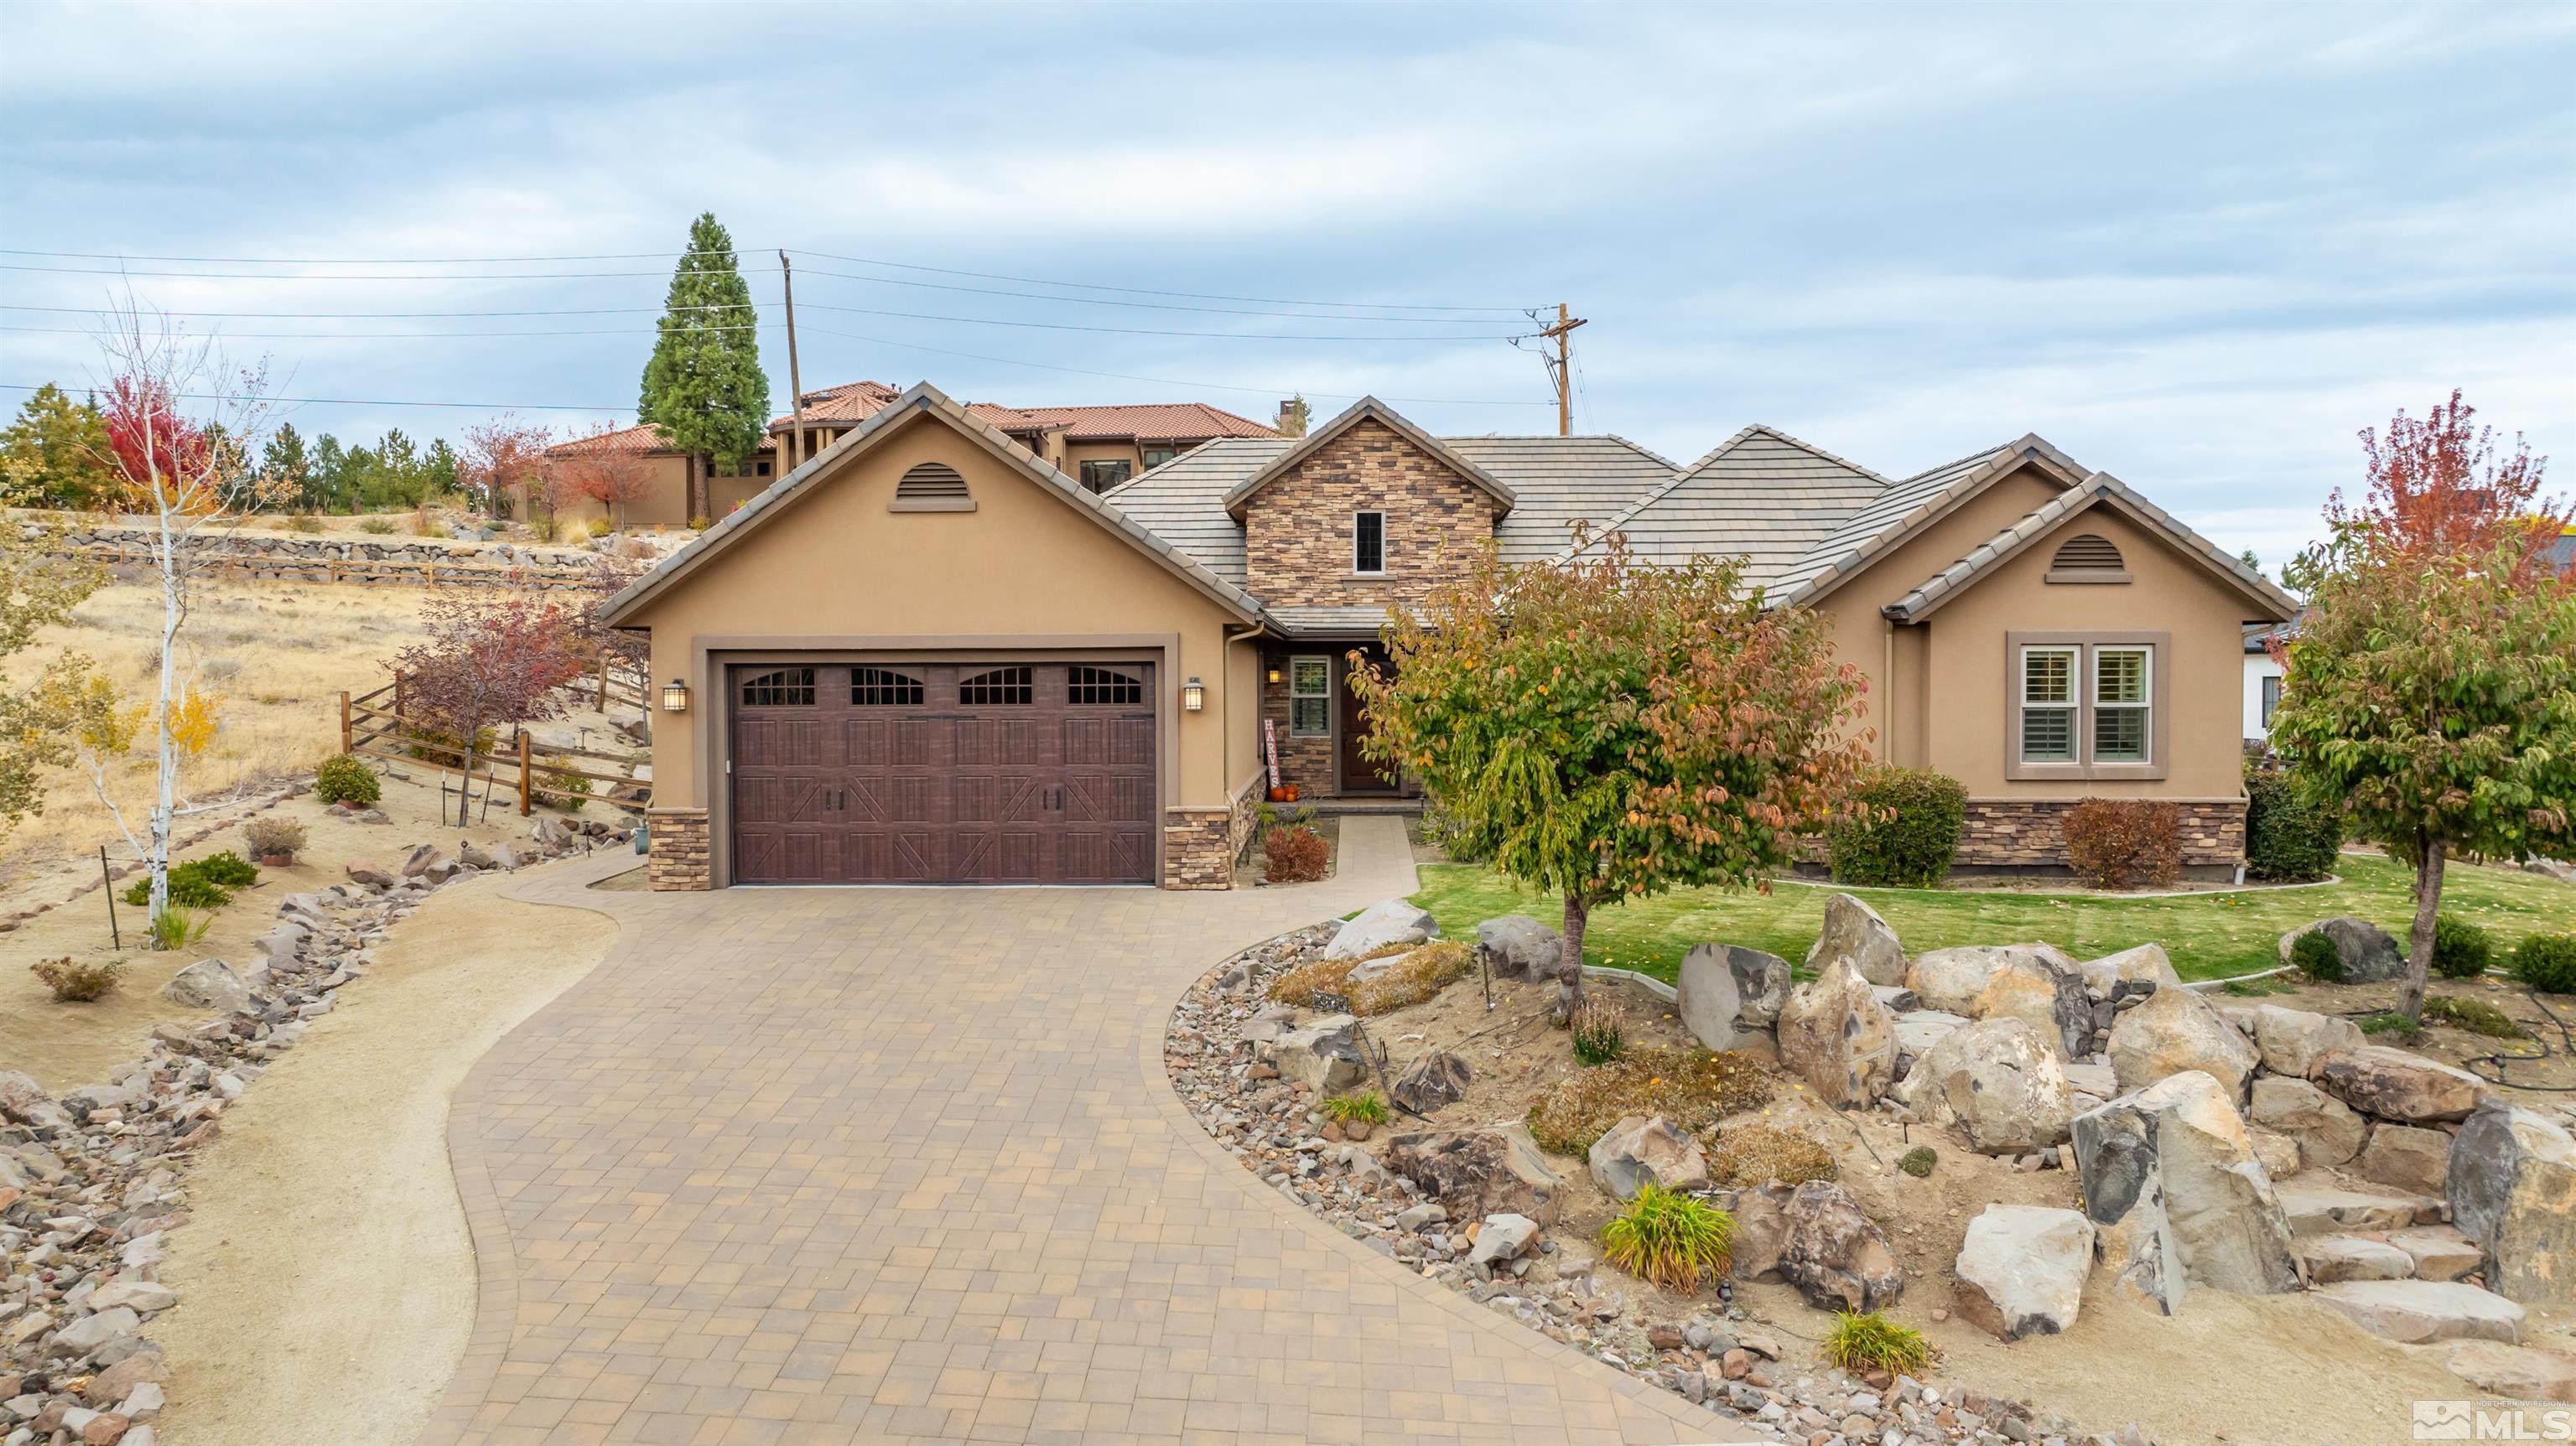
[2297,1234,2417,1283]
[1257,1014,1364,1092]
[1468,1212,1540,1265]
[1971,955,2093,1057]
[1587,1114,1712,1201]
[1805,893,1907,987]
[344,861,396,888]
[1724,1183,1791,1282]
[2246,1005,2365,1079]
[2314,1279,2525,1345]
[1327,899,1438,961]
[2249,1075,2366,1169]
[2107,986,2259,1102]
[400,843,446,878]
[2315,1046,2486,1124]
[1952,1204,2096,1340]
[1908,943,2077,1016]
[1474,915,1562,982]
[0,1070,60,1127]
[2447,1100,2576,1305]
[1678,944,1788,1048]
[1893,1009,1970,1064]
[1389,1050,1472,1113]
[457,840,496,870]
[158,958,252,1013]
[2443,1340,2576,1404]
[1384,1125,1565,1226]
[2354,1123,2453,1197]
[2246,1126,2303,1179]
[2072,1070,2302,1313]
[1774,957,1898,1107]
[1776,1179,1903,1312]
[2079,943,2184,996]
[2391,1226,2485,1283]
[1894,1017,2073,1154]
[2280,916,2405,982]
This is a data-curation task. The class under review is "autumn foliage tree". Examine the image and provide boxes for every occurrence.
[544,423,657,532]
[2271,393,2576,1020]
[1351,531,1873,1018]
[389,592,591,824]
[460,413,553,518]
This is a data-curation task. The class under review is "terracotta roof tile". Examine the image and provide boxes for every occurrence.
[544,423,774,458]
[766,383,1275,443]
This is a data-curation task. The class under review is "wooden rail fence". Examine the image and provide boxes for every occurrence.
[339,677,652,816]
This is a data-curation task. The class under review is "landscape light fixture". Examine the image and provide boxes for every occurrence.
[661,677,689,713]
[1182,676,1206,712]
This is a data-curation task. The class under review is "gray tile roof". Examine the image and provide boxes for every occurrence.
[1454,436,1678,562]
[1100,438,1285,588]
[1264,604,1423,638]
[1566,426,1890,585]
[1763,441,2018,599]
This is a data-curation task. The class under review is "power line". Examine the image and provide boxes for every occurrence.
[789,265,1521,324]
[0,262,750,281]
[788,248,1530,314]
[801,326,1547,407]
[1,323,761,339]
[2,246,755,264]
[0,381,624,412]
[790,302,1527,343]
[3,302,768,319]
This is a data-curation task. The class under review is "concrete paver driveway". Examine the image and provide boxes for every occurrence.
[421,817,1742,1445]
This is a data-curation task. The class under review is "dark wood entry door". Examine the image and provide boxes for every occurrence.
[1336,647,1399,794]
[730,661,1156,885]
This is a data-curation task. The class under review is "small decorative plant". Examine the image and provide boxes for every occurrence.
[242,815,307,865]
[1822,1310,1931,1376]
[1598,1184,1735,1292]
[31,956,123,1003]
[1263,825,1328,884]
[689,513,714,531]
[2289,928,2344,983]
[2062,796,2183,889]
[541,765,594,812]
[2513,932,2576,994]
[146,908,210,952]
[1897,1144,1938,1179]
[2359,1010,2424,1042]
[358,515,397,535]
[2421,994,2525,1039]
[1322,1091,1389,1139]
[1344,940,1471,1015]
[1569,999,1627,1065]
[586,516,616,539]
[1707,1122,1837,1187]
[2430,915,2493,980]
[314,753,382,806]
[289,513,325,535]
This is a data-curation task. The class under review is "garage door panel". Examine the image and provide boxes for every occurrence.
[845,830,942,883]
[737,718,829,768]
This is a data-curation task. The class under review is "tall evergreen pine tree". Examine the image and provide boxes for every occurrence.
[638,214,769,521]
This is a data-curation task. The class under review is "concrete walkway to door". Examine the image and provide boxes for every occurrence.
[418,817,1747,1445]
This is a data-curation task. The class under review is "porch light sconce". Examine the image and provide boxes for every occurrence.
[1265,665,1283,685]
[1182,676,1206,712]
[661,677,689,713]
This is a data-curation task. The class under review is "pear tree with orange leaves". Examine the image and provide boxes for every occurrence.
[1351,531,1874,1019]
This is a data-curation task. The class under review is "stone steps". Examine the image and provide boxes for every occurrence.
[2312,1278,2525,1345]
[2274,1172,2443,1236]
[2296,1223,2479,1283]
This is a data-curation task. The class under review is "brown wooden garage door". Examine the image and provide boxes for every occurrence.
[728,661,1156,885]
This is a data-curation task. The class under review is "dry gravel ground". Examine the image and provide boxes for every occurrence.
[147,870,617,1446]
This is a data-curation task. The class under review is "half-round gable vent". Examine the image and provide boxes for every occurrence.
[895,462,969,501]
[2051,533,2124,572]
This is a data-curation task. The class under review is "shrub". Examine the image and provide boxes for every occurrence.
[2290,928,2345,983]
[1897,1145,1937,1179]
[147,908,210,952]
[2431,915,2494,980]
[539,766,594,812]
[689,513,715,531]
[586,516,616,539]
[1322,1091,1389,1125]
[288,513,325,535]
[1346,941,1472,1016]
[407,723,498,765]
[1268,955,1358,1008]
[1707,1122,1837,1187]
[531,511,563,543]
[1598,1184,1735,1292]
[31,956,122,1003]
[358,516,397,535]
[2243,765,2341,881]
[242,816,307,858]
[190,850,259,886]
[1264,825,1329,884]
[2511,933,2576,994]
[2062,798,2182,889]
[1826,766,1966,888]
[1822,1310,1931,1376]
[410,505,442,537]
[1526,1048,1774,1155]
[124,868,231,910]
[2421,995,2525,1039]
[1569,1000,1627,1065]
[313,754,382,806]
[2359,1010,2423,1042]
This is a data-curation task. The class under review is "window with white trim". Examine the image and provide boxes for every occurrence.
[2093,646,2152,763]
[1289,656,1331,737]
[1353,511,1385,573]
[2260,674,2282,728]
[2019,646,2077,764]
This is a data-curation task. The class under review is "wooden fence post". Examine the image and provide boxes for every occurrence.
[517,730,532,816]
[340,691,353,754]
[597,654,609,712]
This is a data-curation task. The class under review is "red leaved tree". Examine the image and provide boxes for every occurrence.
[2330,389,2568,585]
[460,413,553,517]
[390,592,590,824]
[545,423,657,533]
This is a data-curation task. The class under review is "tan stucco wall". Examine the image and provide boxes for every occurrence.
[1811,461,2266,800]
[1063,440,1145,490]
[624,409,1251,821]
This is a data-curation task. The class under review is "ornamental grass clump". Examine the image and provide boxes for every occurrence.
[1346,940,1471,1015]
[1599,1184,1735,1292]
[1322,1091,1389,1125]
[1268,956,1358,1008]
[1568,999,1627,1065]
[1708,1122,1837,1187]
[1526,1048,1775,1155]
[2421,995,2525,1039]
[1823,1310,1931,1376]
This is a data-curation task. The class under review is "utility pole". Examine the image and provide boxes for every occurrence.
[780,249,808,467]
[1536,302,1588,438]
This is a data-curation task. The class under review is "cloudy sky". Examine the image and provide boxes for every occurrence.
[3,2,2569,565]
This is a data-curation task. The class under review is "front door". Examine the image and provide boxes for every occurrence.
[1336,646,1398,794]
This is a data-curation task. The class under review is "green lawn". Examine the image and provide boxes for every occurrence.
[1408,853,2573,984]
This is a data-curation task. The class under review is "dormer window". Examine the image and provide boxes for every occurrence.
[1353,511,1385,574]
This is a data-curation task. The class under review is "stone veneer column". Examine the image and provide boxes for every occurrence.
[1162,807,1237,890]
[647,807,712,890]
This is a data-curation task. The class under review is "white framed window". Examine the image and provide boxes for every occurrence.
[1353,511,1385,573]
[2093,646,2152,763]
[1289,656,1331,737]
[2019,646,2078,764]
[2260,674,2283,728]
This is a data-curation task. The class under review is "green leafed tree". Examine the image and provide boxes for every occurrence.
[637,214,768,520]
[259,422,310,511]
[1349,531,1874,1018]
[310,433,348,511]
[2270,393,2576,1019]
[0,382,118,510]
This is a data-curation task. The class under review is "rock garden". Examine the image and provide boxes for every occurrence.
[0,784,627,1446]
[1167,893,2576,1446]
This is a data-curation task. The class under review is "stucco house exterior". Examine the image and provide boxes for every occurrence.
[603,383,2295,891]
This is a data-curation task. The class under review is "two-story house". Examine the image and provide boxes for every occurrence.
[603,384,2293,891]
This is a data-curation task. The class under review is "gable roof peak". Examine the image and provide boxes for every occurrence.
[1219,394,1514,518]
